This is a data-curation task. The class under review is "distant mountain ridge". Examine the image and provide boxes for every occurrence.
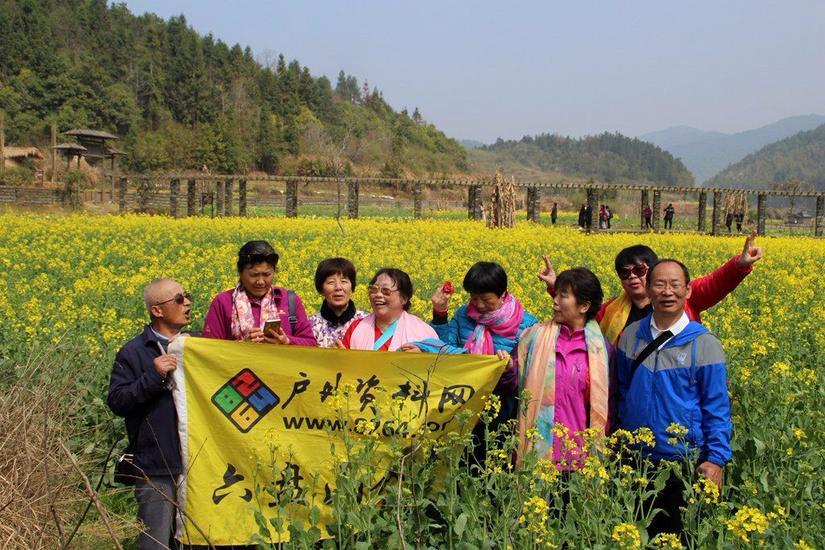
[705,123,825,192]
[642,115,825,184]
[470,132,693,186]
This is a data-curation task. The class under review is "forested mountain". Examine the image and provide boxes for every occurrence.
[0,0,467,176]
[705,124,825,191]
[642,115,825,184]
[472,132,693,186]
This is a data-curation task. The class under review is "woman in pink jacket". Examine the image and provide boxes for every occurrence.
[202,240,317,346]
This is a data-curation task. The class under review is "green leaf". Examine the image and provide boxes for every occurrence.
[753,437,765,455]
[453,512,468,537]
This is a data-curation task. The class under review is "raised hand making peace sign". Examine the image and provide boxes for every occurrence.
[735,229,763,269]
[538,254,557,292]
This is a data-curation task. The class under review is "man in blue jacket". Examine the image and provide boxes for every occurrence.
[616,259,732,535]
[108,278,192,549]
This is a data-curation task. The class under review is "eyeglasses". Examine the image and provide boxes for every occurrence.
[618,264,648,280]
[367,285,399,297]
[154,292,192,306]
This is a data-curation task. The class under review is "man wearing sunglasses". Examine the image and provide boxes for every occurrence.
[108,278,192,549]
[540,230,763,345]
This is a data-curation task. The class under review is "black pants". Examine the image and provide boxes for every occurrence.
[647,466,687,536]
[619,454,690,537]
[664,218,673,229]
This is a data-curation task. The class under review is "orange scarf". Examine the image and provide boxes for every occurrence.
[599,293,633,345]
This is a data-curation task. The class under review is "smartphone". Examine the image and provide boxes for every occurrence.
[263,319,281,336]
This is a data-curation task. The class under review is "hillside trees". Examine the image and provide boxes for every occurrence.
[0,0,467,176]
[482,132,693,186]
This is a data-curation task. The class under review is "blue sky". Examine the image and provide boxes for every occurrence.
[123,0,825,143]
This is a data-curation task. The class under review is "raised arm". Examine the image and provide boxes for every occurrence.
[689,230,762,313]
[539,254,557,296]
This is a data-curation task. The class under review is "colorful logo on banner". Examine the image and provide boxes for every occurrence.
[211,369,279,432]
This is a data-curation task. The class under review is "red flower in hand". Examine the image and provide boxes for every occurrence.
[441,281,454,295]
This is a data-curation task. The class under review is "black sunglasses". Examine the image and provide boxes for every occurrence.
[617,264,648,280]
[155,292,192,306]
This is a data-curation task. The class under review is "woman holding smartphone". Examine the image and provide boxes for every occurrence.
[202,240,317,346]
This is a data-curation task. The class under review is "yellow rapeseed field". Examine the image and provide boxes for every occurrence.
[1,212,823,547]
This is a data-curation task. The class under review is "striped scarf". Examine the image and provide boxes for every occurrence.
[516,319,610,462]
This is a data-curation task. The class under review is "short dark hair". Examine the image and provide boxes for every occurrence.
[237,240,279,273]
[463,261,508,296]
[555,267,603,321]
[614,244,658,273]
[370,268,414,311]
[646,259,691,287]
[314,257,357,293]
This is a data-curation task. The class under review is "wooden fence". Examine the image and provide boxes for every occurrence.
[6,173,825,237]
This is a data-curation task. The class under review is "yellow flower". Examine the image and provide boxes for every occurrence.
[611,523,641,549]
[666,422,689,437]
[581,455,609,482]
[534,458,559,484]
[691,477,719,505]
[608,429,636,447]
[526,426,542,442]
[725,506,770,543]
[770,361,791,377]
[792,428,806,440]
[651,533,683,549]
[482,394,501,419]
[634,427,656,447]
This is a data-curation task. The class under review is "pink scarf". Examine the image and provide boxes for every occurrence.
[230,284,284,340]
[464,293,524,355]
[350,311,438,351]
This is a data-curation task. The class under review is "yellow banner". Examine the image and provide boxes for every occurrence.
[169,336,505,545]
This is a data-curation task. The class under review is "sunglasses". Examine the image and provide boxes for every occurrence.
[617,264,648,280]
[367,285,399,297]
[155,292,192,306]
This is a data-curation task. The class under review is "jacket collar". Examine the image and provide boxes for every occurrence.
[635,312,707,347]
[141,324,188,347]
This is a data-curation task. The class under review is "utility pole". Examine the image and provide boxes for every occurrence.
[50,122,57,182]
[0,111,6,176]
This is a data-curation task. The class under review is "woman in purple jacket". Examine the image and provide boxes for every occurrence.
[202,240,317,346]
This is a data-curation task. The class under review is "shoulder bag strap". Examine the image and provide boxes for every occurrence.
[629,329,673,379]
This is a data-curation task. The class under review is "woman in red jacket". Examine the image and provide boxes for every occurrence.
[540,230,763,345]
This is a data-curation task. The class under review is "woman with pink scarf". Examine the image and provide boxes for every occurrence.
[403,262,538,468]
[202,240,317,346]
[339,268,437,351]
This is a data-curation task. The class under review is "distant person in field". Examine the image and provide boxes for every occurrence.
[725,211,734,233]
[202,240,317,345]
[403,262,539,468]
[551,202,558,225]
[664,203,675,230]
[337,268,437,350]
[539,230,763,345]
[108,278,192,549]
[599,204,608,229]
[644,205,653,229]
[516,267,611,469]
[578,204,586,229]
[606,205,613,229]
[616,259,732,536]
[735,212,744,233]
[308,257,367,348]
